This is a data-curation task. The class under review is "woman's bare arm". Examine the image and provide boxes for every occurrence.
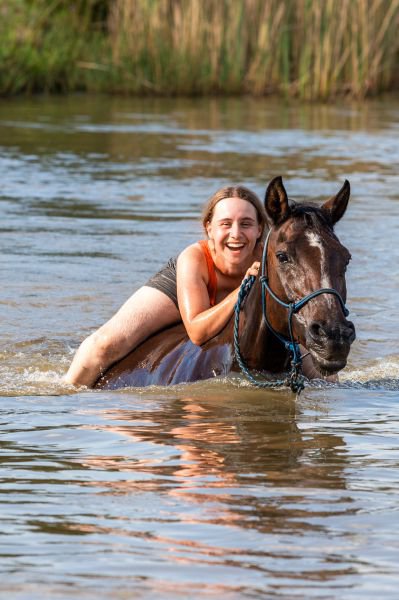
[177,245,259,345]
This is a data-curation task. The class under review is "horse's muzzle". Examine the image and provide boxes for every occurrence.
[306,319,356,374]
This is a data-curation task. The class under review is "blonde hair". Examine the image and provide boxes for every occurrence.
[202,185,267,239]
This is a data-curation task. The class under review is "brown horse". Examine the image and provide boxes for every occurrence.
[96,177,355,390]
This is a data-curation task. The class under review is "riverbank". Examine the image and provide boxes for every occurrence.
[1,0,398,100]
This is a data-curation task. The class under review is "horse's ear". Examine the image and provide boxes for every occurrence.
[321,180,350,225]
[264,176,290,225]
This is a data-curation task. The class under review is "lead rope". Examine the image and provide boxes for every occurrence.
[233,275,305,394]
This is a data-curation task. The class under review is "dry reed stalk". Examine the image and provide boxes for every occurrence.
[248,0,288,94]
[330,0,351,93]
[368,0,399,89]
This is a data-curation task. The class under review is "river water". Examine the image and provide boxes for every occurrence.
[1,95,399,598]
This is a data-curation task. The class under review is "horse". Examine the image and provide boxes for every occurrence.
[95,177,355,390]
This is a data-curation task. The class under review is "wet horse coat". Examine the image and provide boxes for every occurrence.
[96,177,355,389]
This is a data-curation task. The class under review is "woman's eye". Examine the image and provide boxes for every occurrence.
[276,252,290,264]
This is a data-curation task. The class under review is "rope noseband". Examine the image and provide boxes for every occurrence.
[234,229,349,394]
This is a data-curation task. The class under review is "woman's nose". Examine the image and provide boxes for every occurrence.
[230,222,241,238]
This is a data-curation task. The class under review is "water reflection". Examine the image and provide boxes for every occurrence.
[80,391,351,539]
[1,388,356,592]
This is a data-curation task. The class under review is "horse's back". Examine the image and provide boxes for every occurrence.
[95,323,234,389]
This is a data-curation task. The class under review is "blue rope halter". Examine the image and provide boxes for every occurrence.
[234,229,350,394]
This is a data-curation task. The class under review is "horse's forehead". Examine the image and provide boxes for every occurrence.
[304,230,326,248]
[278,219,334,247]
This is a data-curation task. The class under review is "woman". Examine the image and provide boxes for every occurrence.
[65,185,266,387]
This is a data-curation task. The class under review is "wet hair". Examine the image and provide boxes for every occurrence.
[202,185,267,239]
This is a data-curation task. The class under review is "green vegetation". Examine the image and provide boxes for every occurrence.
[0,0,398,99]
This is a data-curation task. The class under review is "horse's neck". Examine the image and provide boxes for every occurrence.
[222,278,289,373]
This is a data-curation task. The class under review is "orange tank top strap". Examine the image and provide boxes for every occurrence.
[198,240,217,307]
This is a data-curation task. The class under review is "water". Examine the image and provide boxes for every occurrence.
[1,94,399,598]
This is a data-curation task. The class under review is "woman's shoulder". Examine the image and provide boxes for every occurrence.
[177,241,210,281]
[178,241,208,262]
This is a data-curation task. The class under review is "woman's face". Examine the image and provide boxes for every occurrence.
[206,197,261,271]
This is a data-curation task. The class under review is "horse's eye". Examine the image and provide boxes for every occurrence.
[276,251,290,264]
[344,255,352,271]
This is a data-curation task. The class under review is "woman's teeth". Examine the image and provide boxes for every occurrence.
[226,243,244,249]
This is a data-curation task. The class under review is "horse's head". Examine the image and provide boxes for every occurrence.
[263,176,356,375]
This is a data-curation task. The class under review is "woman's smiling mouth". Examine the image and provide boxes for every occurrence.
[226,242,245,251]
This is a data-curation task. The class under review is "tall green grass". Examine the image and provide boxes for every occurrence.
[0,1,107,94]
[1,0,398,99]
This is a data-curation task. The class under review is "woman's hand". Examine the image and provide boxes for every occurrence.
[244,261,260,279]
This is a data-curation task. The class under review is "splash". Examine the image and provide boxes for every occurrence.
[0,338,76,396]
[339,356,399,390]
[3,335,399,396]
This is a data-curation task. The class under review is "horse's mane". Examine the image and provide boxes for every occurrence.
[264,201,335,236]
[288,200,334,233]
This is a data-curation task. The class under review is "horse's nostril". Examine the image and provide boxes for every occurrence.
[346,320,355,333]
[309,321,325,340]
[343,320,356,341]
[309,319,356,345]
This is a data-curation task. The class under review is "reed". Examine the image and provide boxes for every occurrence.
[292,0,399,99]
[0,0,398,99]
[0,1,106,95]
[108,0,399,98]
